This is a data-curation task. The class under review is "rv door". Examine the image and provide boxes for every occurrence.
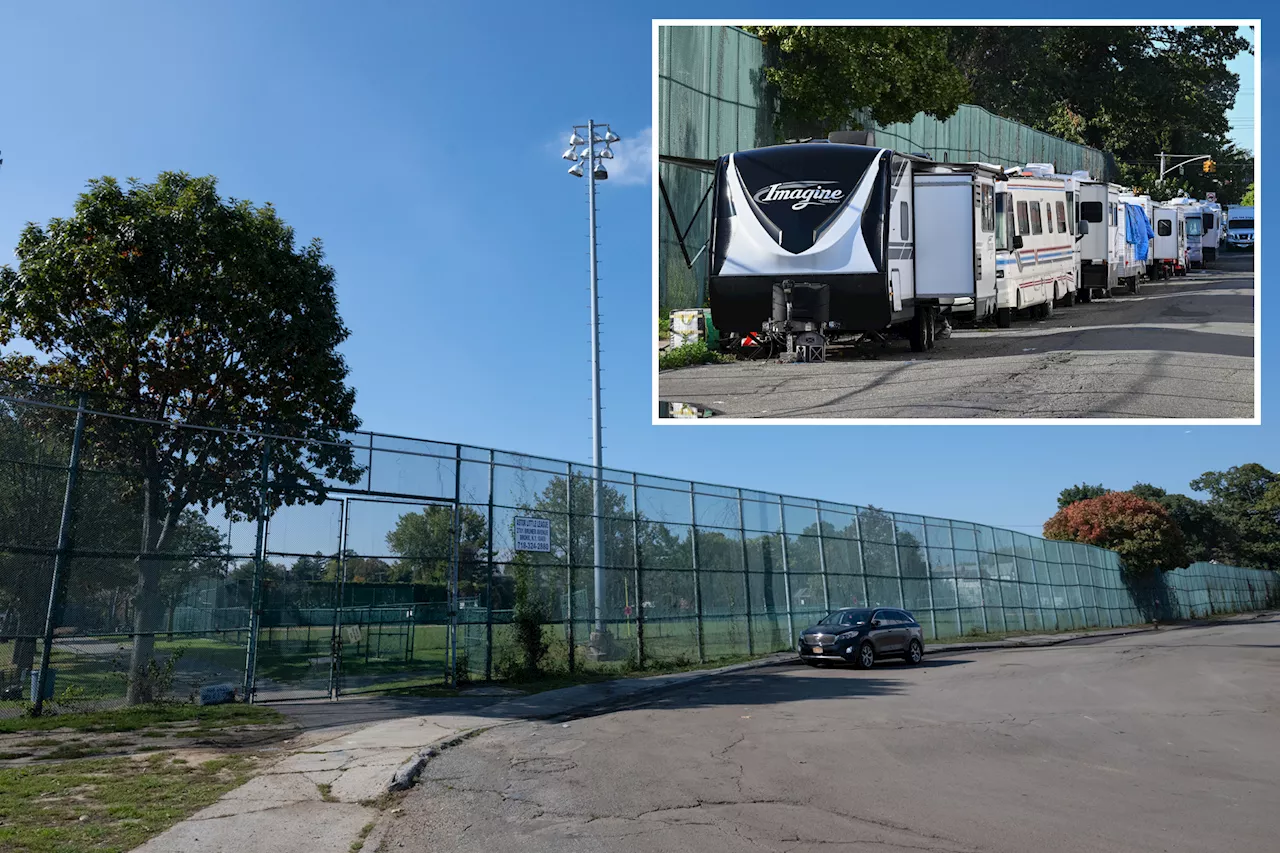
[913,174,978,298]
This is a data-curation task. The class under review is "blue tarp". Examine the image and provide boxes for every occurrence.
[1125,204,1155,261]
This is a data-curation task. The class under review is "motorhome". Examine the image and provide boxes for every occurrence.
[1170,198,1205,267]
[1020,163,1083,308]
[1076,177,1123,300]
[1117,194,1155,292]
[993,172,1078,326]
[706,132,994,353]
[1152,204,1188,277]
[1225,205,1255,251]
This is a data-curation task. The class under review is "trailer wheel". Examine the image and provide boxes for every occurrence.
[925,308,937,351]
[1061,291,1075,308]
[1128,277,1140,295]
[996,307,1013,329]
[1079,287,1092,303]
[1042,297,1054,319]
[908,308,929,352]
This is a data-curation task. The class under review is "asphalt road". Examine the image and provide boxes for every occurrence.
[657,253,1255,419]
[382,617,1280,853]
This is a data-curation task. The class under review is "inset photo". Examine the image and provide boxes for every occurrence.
[655,21,1259,422]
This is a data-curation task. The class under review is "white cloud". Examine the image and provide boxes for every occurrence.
[604,126,652,186]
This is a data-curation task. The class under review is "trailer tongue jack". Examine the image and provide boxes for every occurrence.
[767,280,829,363]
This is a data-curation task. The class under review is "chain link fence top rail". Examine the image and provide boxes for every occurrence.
[657,25,1122,314]
[2,382,1277,714]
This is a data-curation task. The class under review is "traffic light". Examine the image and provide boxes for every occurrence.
[1203,159,1216,174]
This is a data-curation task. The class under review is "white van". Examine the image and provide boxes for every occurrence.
[1225,205,1255,251]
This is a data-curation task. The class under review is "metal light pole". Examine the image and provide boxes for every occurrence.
[563,121,620,655]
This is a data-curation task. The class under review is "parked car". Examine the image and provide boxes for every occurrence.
[798,607,925,668]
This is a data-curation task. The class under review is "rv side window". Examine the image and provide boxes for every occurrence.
[1081,201,1104,223]
[1110,203,1118,227]
[900,202,909,239]
[980,185,995,232]
[1157,220,1172,237]
[1203,213,1215,230]
[1055,201,1068,233]
[1029,202,1043,235]
[1016,200,1030,235]
[995,192,1009,249]
[1046,203,1054,233]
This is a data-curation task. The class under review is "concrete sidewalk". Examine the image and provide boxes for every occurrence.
[131,614,1269,853]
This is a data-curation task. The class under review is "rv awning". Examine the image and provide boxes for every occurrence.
[659,154,718,172]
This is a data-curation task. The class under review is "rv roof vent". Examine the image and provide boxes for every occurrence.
[1023,163,1054,178]
[1071,170,1092,181]
[828,130,875,146]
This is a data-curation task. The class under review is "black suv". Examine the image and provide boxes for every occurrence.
[798,607,925,668]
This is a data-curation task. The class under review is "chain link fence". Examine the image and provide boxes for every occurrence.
[2,382,1277,717]
[657,25,1122,314]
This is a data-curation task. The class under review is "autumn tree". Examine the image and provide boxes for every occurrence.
[0,172,363,703]
[1043,492,1189,575]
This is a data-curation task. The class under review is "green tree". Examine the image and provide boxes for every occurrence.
[0,172,363,703]
[385,505,489,588]
[1128,484,1226,564]
[1058,483,1109,509]
[1240,183,1255,206]
[744,26,969,136]
[1190,464,1280,571]
[1044,492,1190,575]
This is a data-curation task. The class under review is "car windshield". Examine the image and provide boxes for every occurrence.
[817,609,873,627]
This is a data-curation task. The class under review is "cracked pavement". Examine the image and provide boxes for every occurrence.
[379,617,1280,852]
[657,254,1255,419]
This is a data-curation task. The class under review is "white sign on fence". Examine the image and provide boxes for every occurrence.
[514,517,552,552]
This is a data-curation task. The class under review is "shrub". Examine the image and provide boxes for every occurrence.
[658,341,734,371]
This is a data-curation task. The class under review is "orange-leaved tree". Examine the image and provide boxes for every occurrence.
[1043,491,1190,575]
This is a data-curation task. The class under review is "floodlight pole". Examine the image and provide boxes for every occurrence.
[586,118,606,645]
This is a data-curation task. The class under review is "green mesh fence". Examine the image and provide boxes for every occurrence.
[1,383,1277,715]
[657,25,1121,314]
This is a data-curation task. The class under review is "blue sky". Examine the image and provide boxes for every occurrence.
[0,3,1270,537]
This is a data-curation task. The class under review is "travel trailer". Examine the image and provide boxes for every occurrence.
[1200,201,1223,260]
[1225,205,1255,251]
[1152,204,1188,277]
[1117,194,1155,292]
[993,170,1079,326]
[706,132,994,353]
[1076,177,1123,300]
[912,161,1004,324]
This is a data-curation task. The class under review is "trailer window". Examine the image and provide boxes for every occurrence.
[1029,202,1043,235]
[1055,201,1068,233]
[980,185,995,232]
[1016,200,1030,235]
[995,192,1010,249]
[1046,203,1054,233]
[1109,203,1118,227]
[1202,213,1215,230]
[1081,201,1104,223]
[900,201,909,239]
[1157,220,1172,237]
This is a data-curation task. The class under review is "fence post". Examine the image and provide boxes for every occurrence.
[329,502,350,701]
[565,463,575,673]
[485,450,495,681]
[631,473,645,667]
[816,506,830,611]
[777,495,794,648]
[33,393,87,716]
[449,445,461,686]
[737,488,753,656]
[689,482,704,664]
[242,436,271,703]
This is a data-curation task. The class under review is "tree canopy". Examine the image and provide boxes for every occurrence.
[1044,492,1189,575]
[0,172,363,702]
[1058,483,1110,509]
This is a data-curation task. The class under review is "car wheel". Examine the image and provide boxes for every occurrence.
[854,641,875,670]
[903,639,924,665]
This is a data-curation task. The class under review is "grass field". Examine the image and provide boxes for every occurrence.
[0,752,261,853]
